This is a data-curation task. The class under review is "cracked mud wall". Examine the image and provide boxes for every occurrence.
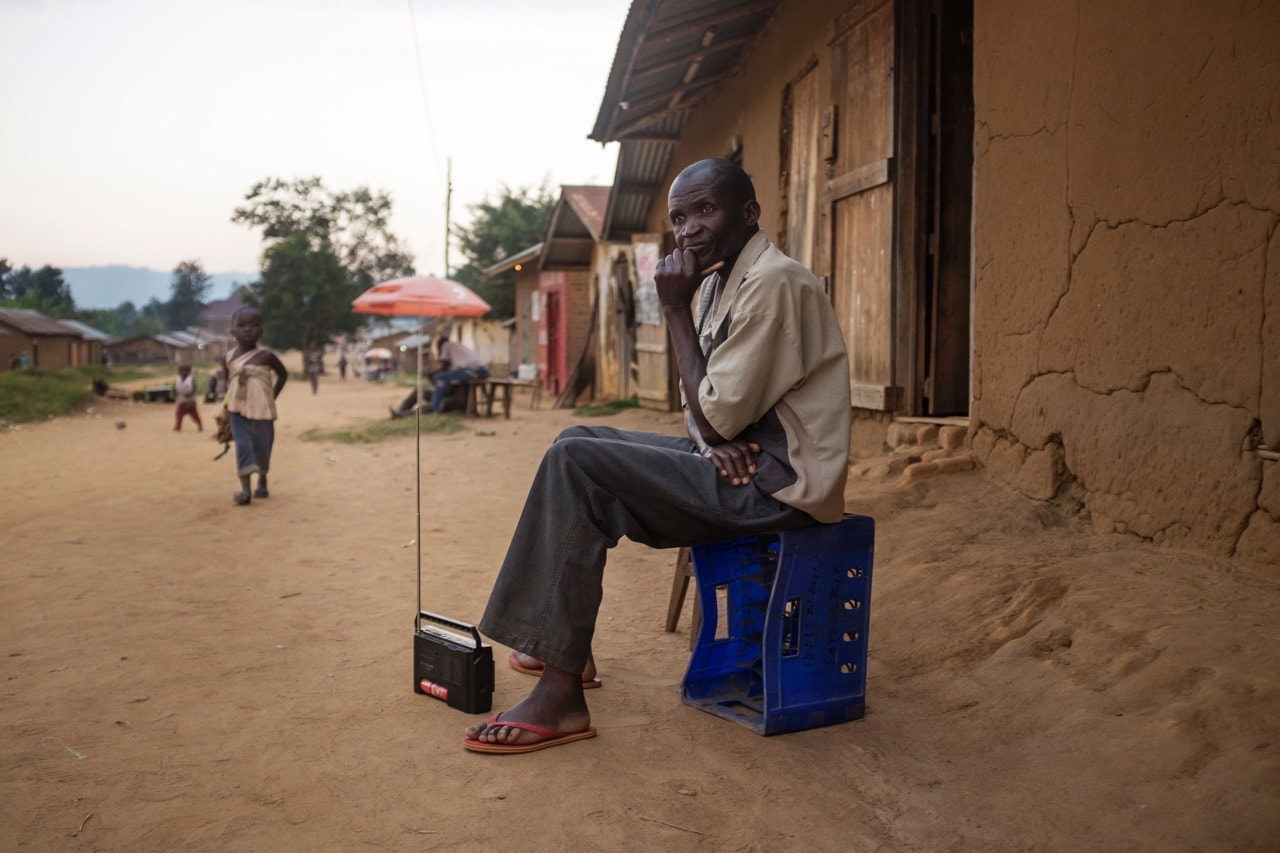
[970,0,1280,561]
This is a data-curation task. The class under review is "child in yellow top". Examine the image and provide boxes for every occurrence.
[223,307,288,506]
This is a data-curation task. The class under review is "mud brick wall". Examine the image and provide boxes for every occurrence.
[970,0,1280,561]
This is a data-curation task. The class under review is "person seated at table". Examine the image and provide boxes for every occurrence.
[428,333,488,413]
[388,335,486,417]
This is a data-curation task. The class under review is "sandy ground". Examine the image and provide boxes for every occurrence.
[2,356,1278,852]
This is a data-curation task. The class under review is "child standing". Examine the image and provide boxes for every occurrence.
[173,363,202,431]
[223,307,288,506]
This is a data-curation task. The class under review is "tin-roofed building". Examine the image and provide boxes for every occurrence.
[0,309,82,370]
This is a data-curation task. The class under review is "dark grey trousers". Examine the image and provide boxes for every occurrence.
[479,425,812,674]
[230,412,274,478]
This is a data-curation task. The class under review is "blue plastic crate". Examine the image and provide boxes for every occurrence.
[681,514,874,735]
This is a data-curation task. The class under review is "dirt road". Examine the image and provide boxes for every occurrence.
[2,360,1276,850]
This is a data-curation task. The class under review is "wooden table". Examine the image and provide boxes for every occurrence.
[465,378,542,418]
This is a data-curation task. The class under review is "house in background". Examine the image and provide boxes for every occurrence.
[448,316,511,375]
[394,333,432,377]
[484,243,543,379]
[392,321,443,376]
[165,329,221,362]
[585,0,1278,561]
[199,286,251,349]
[108,332,202,365]
[537,186,611,401]
[0,309,83,370]
[483,187,611,402]
[57,319,111,366]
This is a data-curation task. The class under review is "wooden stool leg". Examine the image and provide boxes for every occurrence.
[689,585,701,651]
[665,546,693,632]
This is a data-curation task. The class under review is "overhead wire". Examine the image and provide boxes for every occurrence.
[405,0,445,196]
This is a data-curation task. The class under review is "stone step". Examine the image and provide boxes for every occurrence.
[850,418,973,482]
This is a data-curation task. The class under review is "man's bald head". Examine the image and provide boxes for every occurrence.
[673,159,757,209]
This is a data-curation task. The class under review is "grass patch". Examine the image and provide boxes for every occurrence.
[300,414,465,444]
[0,364,175,425]
[574,395,640,418]
[0,368,97,424]
[0,363,227,426]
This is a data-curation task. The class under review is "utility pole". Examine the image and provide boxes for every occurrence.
[444,156,452,276]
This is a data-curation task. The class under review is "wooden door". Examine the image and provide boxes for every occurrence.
[826,0,900,412]
[542,289,563,396]
[781,62,822,271]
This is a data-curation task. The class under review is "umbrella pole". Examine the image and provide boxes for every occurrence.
[416,315,423,616]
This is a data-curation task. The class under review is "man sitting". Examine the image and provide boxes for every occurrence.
[389,334,488,417]
[462,158,852,754]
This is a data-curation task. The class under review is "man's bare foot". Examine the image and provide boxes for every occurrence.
[509,650,598,684]
[465,667,591,749]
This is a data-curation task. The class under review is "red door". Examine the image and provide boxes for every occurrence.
[541,289,563,396]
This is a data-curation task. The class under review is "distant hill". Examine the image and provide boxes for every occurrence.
[62,265,256,310]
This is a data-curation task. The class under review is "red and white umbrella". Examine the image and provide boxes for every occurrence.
[352,274,490,318]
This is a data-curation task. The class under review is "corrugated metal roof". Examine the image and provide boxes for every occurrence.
[167,331,198,346]
[603,112,688,235]
[541,186,612,269]
[482,243,544,278]
[591,0,780,238]
[112,333,192,349]
[592,0,780,143]
[396,331,439,350]
[0,308,78,336]
[563,186,611,241]
[57,319,113,341]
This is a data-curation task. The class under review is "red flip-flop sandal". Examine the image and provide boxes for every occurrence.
[507,652,602,689]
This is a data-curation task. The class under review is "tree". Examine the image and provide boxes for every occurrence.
[138,297,167,335]
[232,177,415,346]
[166,260,211,329]
[74,307,125,338]
[450,183,555,319]
[249,231,353,351]
[1,263,76,317]
[116,301,141,336]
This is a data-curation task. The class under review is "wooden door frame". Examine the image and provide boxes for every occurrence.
[895,0,928,415]
[894,0,973,416]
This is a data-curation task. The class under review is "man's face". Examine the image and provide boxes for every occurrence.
[667,167,759,270]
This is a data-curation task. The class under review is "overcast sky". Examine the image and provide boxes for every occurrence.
[0,0,631,278]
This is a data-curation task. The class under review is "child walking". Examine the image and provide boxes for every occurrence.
[222,306,288,506]
[173,363,202,431]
